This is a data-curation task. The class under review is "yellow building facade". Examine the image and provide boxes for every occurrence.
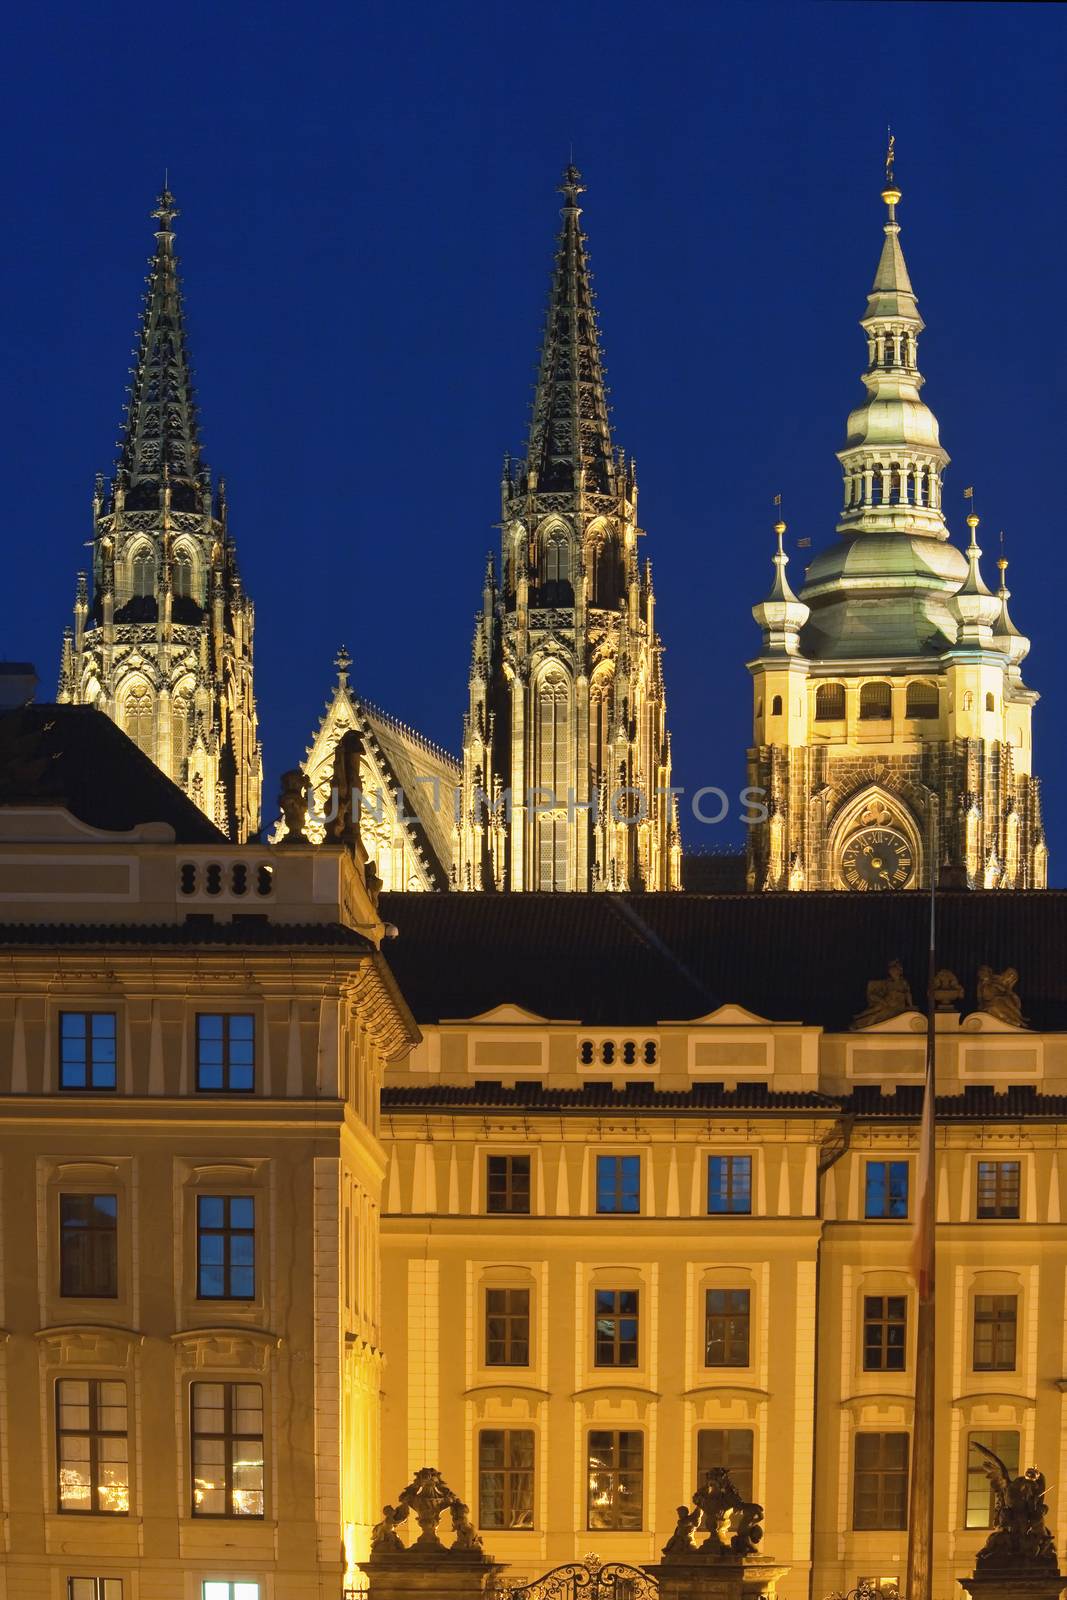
[377,890,1067,1600]
[0,706,417,1600]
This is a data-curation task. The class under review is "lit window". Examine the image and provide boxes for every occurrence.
[587,1430,643,1530]
[68,1582,124,1600]
[485,1288,530,1366]
[966,1431,1019,1528]
[197,1197,255,1300]
[708,1155,752,1214]
[596,1155,640,1214]
[594,1290,639,1367]
[973,1295,1017,1371]
[486,1155,531,1214]
[60,1013,117,1090]
[977,1161,1020,1219]
[479,1429,534,1529]
[202,1586,261,1600]
[196,1014,255,1092]
[865,1160,909,1219]
[56,1379,129,1514]
[863,1296,906,1371]
[853,1432,909,1530]
[191,1382,264,1517]
[60,1195,118,1298]
[705,1288,750,1367]
[696,1429,753,1502]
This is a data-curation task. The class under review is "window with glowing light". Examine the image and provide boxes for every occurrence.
[202,1586,261,1600]
[973,1295,1017,1371]
[191,1382,264,1517]
[68,1582,124,1600]
[586,1430,643,1530]
[965,1430,1019,1528]
[696,1429,753,1501]
[977,1161,1021,1219]
[56,1379,129,1514]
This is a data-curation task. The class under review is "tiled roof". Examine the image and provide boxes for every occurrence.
[0,920,373,950]
[381,1081,838,1113]
[380,889,1067,1031]
[0,705,225,842]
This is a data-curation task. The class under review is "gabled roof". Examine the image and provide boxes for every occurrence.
[0,705,225,843]
[380,889,1067,1031]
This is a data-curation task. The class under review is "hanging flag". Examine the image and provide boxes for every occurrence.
[963,486,974,500]
[797,537,812,549]
[773,493,782,506]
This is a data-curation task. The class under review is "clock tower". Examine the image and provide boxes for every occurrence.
[746,159,1046,892]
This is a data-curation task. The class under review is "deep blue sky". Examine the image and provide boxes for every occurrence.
[3,2,1065,875]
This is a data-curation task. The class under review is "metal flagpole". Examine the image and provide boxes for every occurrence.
[905,862,938,1599]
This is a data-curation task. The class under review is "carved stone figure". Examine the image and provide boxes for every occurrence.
[661,1503,702,1557]
[326,727,365,850]
[398,1466,454,1549]
[370,1503,409,1553]
[853,959,914,1029]
[449,1499,484,1552]
[278,768,308,842]
[976,966,1027,1027]
[972,1442,1058,1571]
[932,969,964,1011]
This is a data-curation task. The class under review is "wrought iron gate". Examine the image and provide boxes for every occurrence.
[496,1555,659,1600]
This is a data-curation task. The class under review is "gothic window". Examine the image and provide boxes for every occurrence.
[859,681,892,721]
[122,684,155,758]
[131,548,156,598]
[905,681,939,720]
[171,687,193,782]
[540,532,573,605]
[590,670,613,784]
[535,669,571,890]
[591,533,621,609]
[815,683,846,721]
[173,547,196,601]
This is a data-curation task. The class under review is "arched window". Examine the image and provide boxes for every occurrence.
[131,548,156,598]
[540,532,573,606]
[123,683,155,758]
[590,670,613,782]
[771,694,783,716]
[171,685,193,781]
[591,534,622,609]
[859,681,892,721]
[815,683,846,721]
[918,468,929,507]
[871,468,884,507]
[889,464,902,505]
[986,692,996,713]
[535,669,571,890]
[173,548,195,601]
[906,681,939,720]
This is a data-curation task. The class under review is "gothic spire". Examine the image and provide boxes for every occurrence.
[116,187,205,512]
[524,165,616,497]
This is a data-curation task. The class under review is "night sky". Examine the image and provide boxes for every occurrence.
[3,2,1065,875]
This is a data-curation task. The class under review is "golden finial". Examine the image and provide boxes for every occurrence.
[882,126,901,216]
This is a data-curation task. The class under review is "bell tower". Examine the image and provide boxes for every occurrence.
[747,151,1045,891]
[456,167,680,891]
[58,189,261,841]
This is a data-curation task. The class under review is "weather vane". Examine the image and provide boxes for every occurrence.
[885,127,896,186]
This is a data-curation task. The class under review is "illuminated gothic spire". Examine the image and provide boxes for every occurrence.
[523,165,616,497]
[115,187,205,512]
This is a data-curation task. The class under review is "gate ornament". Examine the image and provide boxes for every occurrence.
[370,1467,486,1558]
[971,1442,1058,1572]
[662,1468,765,1561]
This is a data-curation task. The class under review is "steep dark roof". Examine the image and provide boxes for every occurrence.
[380,890,1067,1031]
[382,1081,836,1114]
[0,920,372,950]
[0,705,225,843]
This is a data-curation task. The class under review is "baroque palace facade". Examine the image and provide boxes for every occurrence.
[0,153,1058,1600]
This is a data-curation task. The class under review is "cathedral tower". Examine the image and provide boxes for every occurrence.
[58,189,261,841]
[747,157,1045,891]
[457,167,680,891]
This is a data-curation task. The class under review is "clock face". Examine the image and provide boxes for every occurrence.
[840,827,915,891]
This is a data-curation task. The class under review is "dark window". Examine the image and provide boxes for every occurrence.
[865,1161,909,1219]
[596,1155,640,1214]
[196,1013,254,1092]
[696,1428,753,1502]
[815,683,846,721]
[479,1429,534,1529]
[485,1288,530,1366]
[68,1583,124,1600]
[56,1379,128,1514]
[60,1195,118,1298]
[977,1161,1021,1220]
[863,1296,906,1371]
[966,1431,1019,1528]
[973,1295,1017,1371]
[986,692,996,713]
[708,1156,752,1215]
[60,1013,117,1090]
[705,1288,751,1366]
[587,1430,643,1530]
[197,1196,255,1300]
[859,682,892,721]
[905,682,939,720]
[486,1155,531,1215]
[771,694,783,716]
[191,1382,264,1517]
[594,1289,639,1366]
[853,1432,909,1530]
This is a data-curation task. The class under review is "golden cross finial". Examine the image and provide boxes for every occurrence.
[885,127,896,186]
